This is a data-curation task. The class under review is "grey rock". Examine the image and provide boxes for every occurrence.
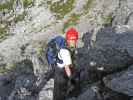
[0,78,14,100]
[77,45,133,73]
[82,31,92,49]
[101,87,131,100]
[1,0,133,100]
[95,26,119,48]
[15,74,36,90]
[15,59,34,75]
[67,81,130,100]
[103,65,133,96]
[0,59,37,100]
[75,28,133,85]
[77,88,97,100]
[116,31,133,56]
[95,26,133,57]
[66,87,98,100]
[112,0,128,26]
[39,79,54,100]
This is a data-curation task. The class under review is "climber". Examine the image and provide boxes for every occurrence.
[46,27,78,100]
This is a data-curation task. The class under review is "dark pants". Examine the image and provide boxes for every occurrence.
[53,67,68,100]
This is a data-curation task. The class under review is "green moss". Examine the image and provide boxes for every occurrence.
[0,0,15,11]
[83,0,93,14]
[50,0,75,19]
[6,63,16,70]
[0,26,8,41]
[36,42,48,57]
[14,11,27,22]
[63,13,81,32]
[0,66,6,73]
[37,46,44,56]
[0,63,17,74]
[47,1,52,5]
[22,0,33,8]
[0,0,33,11]
[102,14,113,24]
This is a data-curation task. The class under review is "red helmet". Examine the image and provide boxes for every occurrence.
[66,27,78,48]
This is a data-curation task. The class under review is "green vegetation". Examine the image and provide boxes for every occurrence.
[50,0,75,19]
[6,64,16,70]
[63,13,81,32]
[0,0,15,11]
[47,1,52,5]
[0,65,6,73]
[36,42,47,57]
[14,11,27,22]
[0,26,8,41]
[83,0,93,14]
[0,0,33,11]
[102,14,113,24]
[0,11,27,41]
[0,63,16,74]
[0,0,31,41]
[37,46,44,56]
[23,0,33,8]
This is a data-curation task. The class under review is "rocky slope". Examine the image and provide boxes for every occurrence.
[0,0,133,100]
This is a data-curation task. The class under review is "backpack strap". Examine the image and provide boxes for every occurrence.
[56,49,63,64]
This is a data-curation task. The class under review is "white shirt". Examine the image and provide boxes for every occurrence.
[57,48,72,68]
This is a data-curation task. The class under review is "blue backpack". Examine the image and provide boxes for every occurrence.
[46,36,66,65]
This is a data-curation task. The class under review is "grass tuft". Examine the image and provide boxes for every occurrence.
[63,13,81,32]
[50,0,75,19]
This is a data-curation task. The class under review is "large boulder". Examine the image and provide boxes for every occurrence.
[103,65,133,96]
[95,26,133,57]
[76,46,133,74]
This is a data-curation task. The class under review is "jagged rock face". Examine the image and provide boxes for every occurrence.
[0,0,133,100]
[112,0,133,26]
[104,65,133,96]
